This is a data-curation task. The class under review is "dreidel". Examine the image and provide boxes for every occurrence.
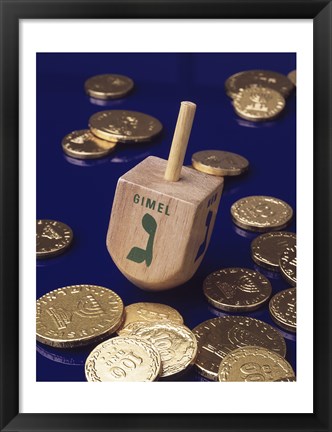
[106,102,224,290]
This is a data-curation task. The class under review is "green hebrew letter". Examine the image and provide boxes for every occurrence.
[126,213,157,267]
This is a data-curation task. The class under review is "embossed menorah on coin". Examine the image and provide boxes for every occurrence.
[106,102,224,290]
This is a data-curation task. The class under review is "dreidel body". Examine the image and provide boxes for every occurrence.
[106,102,224,290]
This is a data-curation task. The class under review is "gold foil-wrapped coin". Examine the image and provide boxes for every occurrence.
[36,220,73,259]
[61,129,116,160]
[117,302,184,336]
[269,288,296,333]
[85,336,162,382]
[225,70,294,99]
[287,70,296,86]
[233,87,285,122]
[251,231,296,270]
[279,245,297,286]
[129,322,197,378]
[203,268,272,312]
[217,346,295,382]
[191,150,249,177]
[36,285,124,347]
[84,74,134,100]
[231,196,293,232]
[89,110,163,143]
[193,316,286,381]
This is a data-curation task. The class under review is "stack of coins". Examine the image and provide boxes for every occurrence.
[61,74,163,160]
[225,69,295,121]
[192,315,296,381]
[36,291,198,381]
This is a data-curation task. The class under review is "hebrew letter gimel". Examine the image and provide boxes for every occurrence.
[126,213,157,267]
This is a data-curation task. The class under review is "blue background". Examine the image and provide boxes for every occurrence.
[36,53,296,381]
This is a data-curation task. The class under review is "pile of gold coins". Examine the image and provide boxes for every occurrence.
[225,69,296,121]
[189,146,296,382]
[37,69,297,382]
[61,74,163,160]
[36,288,198,381]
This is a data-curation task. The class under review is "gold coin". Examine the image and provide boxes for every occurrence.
[36,285,124,347]
[269,288,296,333]
[129,322,197,378]
[279,245,297,286]
[225,70,294,99]
[84,74,134,100]
[287,70,296,86]
[89,110,163,143]
[233,87,285,122]
[61,129,116,160]
[193,316,286,381]
[217,346,295,382]
[251,231,296,270]
[85,336,162,382]
[117,302,184,336]
[231,196,293,232]
[191,150,249,177]
[36,220,73,259]
[203,268,272,312]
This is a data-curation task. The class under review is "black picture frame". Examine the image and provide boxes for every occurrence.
[1,1,331,431]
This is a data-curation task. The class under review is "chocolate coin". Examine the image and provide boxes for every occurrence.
[36,285,124,347]
[36,220,73,259]
[233,87,285,122]
[280,245,297,285]
[203,268,272,312]
[89,110,163,143]
[218,346,295,382]
[84,74,134,100]
[191,150,249,176]
[231,196,293,232]
[251,231,296,270]
[130,322,197,378]
[62,129,116,159]
[85,336,161,382]
[269,288,296,333]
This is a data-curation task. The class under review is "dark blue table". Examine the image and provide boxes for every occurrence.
[36,52,296,381]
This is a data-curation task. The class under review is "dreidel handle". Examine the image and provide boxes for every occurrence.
[164,101,197,182]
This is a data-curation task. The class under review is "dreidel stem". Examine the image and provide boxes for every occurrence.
[164,101,197,182]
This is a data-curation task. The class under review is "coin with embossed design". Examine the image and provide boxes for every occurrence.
[231,196,293,232]
[36,220,73,259]
[84,74,134,100]
[36,285,124,347]
[225,70,294,99]
[269,288,296,333]
[233,87,285,122]
[251,231,296,270]
[191,150,249,177]
[89,110,163,143]
[203,268,272,312]
[61,129,116,160]
[280,245,297,286]
[117,302,184,336]
[193,316,286,380]
[85,336,162,382]
[129,322,197,378]
[217,346,295,382]
[287,70,296,86]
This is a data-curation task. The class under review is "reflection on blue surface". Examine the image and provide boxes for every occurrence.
[37,53,296,382]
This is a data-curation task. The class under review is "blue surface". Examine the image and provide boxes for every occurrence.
[36,53,296,381]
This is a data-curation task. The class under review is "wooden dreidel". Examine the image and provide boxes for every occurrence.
[106,102,224,290]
